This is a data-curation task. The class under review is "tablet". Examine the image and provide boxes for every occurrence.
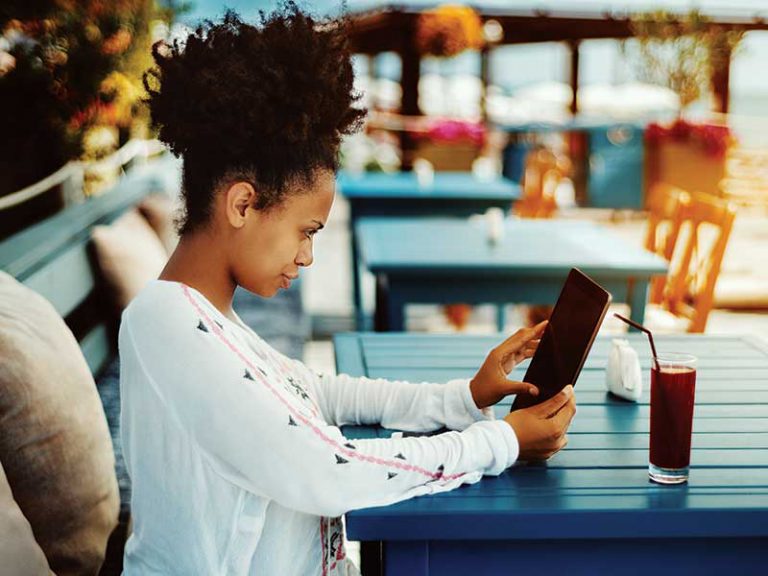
[511,268,612,411]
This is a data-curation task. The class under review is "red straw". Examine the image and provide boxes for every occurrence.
[613,313,660,371]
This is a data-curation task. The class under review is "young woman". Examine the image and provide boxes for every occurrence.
[120,5,576,575]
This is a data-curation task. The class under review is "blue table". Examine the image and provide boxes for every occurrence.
[336,171,520,329]
[357,217,667,331]
[334,332,768,576]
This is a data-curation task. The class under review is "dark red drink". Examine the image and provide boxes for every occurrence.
[649,354,697,484]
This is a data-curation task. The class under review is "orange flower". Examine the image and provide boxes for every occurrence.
[102,28,132,55]
[416,4,484,57]
[444,304,472,330]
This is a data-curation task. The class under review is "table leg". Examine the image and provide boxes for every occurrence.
[374,275,405,332]
[496,305,506,332]
[387,292,406,332]
[359,541,383,576]
[350,213,364,330]
[374,275,389,332]
[385,542,429,576]
[628,279,650,328]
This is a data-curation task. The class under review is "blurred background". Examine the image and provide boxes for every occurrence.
[3,2,768,575]
[3,0,768,346]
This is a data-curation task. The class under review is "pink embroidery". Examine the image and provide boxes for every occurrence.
[183,285,464,481]
[183,287,320,420]
[320,516,346,574]
[320,517,328,576]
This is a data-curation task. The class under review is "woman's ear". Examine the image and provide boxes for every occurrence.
[225,181,257,228]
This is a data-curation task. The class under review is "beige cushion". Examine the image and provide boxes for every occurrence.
[91,208,168,309]
[0,271,119,575]
[0,460,52,576]
[138,192,180,255]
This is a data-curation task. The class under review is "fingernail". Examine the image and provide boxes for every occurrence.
[529,386,539,396]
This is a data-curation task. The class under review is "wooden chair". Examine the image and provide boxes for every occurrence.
[514,148,571,326]
[513,148,570,219]
[644,183,691,304]
[651,191,737,333]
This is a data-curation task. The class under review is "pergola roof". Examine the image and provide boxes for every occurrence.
[348,1,768,52]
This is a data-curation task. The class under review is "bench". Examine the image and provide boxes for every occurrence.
[0,162,169,376]
[1,150,312,574]
[0,156,173,574]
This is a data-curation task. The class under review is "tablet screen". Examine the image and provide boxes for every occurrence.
[511,268,611,411]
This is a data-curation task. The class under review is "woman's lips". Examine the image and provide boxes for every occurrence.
[281,275,297,289]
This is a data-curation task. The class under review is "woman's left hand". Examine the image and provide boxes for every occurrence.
[469,321,547,410]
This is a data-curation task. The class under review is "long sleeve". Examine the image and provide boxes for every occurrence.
[120,284,519,519]
[292,361,494,431]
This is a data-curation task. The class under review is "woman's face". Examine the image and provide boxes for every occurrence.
[227,169,335,298]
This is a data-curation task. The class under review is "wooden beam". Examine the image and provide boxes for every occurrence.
[349,11,768,50]
[480,46,490,122]
[569,39,580,115]
[399,17,421,170]
[711,46,733,114]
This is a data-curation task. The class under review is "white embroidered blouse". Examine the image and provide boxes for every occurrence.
[119,279,519,575]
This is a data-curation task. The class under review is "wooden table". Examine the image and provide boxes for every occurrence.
[356,217,667,331]
[336,171,520,329]
[335,332,768,576]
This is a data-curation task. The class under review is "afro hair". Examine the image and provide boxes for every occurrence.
[143,2,366,235]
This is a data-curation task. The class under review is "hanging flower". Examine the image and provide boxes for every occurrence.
[416,4,484,58]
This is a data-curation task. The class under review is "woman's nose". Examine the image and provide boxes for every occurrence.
[296,242,313,267]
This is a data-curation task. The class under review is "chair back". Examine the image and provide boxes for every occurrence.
[644,183,691,303]
[661,191,737,332]
[513,148,569,218]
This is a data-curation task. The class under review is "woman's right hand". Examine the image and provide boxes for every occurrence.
[503,385,576,462]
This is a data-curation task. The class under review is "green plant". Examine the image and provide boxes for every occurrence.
[629,9,744,111]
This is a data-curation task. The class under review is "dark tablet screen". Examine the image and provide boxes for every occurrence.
[511,268,611,411]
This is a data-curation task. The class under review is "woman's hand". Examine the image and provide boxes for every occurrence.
[469,321,547,410]
[504,385,576,461]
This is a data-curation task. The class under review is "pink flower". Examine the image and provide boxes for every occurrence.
[422,119,486,146]
[645,119,733,158]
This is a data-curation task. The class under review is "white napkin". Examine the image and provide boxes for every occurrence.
[413,158,434,187]
[605,338,643,401]
[485,207,505,244]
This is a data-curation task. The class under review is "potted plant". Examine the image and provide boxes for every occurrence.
[628,9,744,201]
[412,118,486,171]
[644,118,734,199]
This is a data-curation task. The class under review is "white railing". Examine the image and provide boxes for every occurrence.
[0,138,166,212]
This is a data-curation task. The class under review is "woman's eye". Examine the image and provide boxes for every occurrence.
[304,229,318,240]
